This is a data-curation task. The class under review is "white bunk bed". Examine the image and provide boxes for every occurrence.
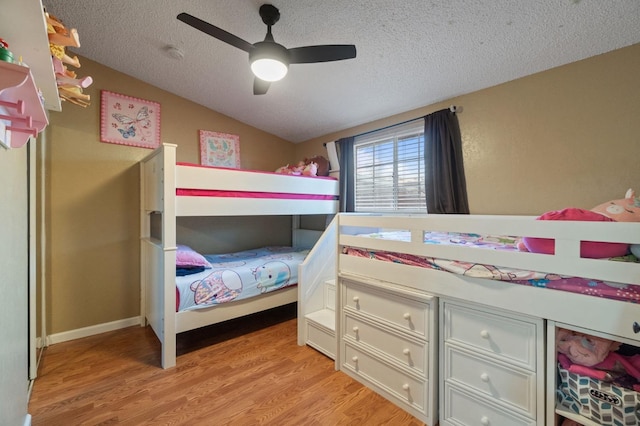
[139,143,338,369]
[333,213,640,425]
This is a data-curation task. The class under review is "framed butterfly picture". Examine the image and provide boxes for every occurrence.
[199,130,240,168]
[100,90,161,149]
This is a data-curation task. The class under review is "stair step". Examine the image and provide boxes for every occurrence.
[305,308,335,332]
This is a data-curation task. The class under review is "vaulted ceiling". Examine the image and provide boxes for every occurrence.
[44,0,640,142]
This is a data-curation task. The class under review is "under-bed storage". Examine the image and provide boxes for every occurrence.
[548,322,640,426]
[336,212,640,424]
[440,299,544,425]
[338,276,438,425]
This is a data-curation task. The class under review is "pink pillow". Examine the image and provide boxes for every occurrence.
[522,208,629,258]
[176,245,212,268]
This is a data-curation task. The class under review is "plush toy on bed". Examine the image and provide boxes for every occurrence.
[274,155,330,177]
[519,189,640,258]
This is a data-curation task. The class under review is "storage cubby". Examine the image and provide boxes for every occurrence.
[547,322,640,426]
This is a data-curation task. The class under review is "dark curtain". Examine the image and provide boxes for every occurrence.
[336,136,355,212]
[424,109,469,214]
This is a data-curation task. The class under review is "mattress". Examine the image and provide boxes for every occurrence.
[176,162,338,200]
[343,231,640,303]
[176,246,308,312]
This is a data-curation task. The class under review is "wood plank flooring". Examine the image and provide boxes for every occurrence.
[29,304,425,425]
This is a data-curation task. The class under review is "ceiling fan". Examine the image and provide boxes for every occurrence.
[177,4,357,95]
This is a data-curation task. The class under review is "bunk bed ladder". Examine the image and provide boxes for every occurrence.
[297,216,337,359]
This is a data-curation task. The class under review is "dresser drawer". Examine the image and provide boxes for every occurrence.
[443,344,536,418]
[442,301,539,369]
[343,342,427,412]
[343,280,429,338]
[343,314,428,375]
[442,382,536,426]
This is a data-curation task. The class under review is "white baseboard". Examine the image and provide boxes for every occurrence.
[47,316,142,345]
[24,414,31,426]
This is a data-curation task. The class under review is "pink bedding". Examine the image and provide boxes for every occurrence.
[176,162,338,199]
[176,188,337,200]
[344,231,640,303]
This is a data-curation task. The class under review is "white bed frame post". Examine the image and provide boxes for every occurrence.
[140,144,178,369]
[160,145,177,369]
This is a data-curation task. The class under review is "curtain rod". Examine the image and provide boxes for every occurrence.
[323,105,461,146]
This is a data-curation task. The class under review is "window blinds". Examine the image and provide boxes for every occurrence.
[354,119,426,212]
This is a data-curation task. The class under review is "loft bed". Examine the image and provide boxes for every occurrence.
[140,143,339,369]
[338,213,640,336]
[336,213,640,424]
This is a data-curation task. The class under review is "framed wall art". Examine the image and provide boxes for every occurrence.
[199,130,240,168]
[100,90,161,149]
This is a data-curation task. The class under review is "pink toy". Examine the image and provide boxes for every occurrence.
[591,189,640,222]
[556,328,620,367]
[559,351,640,392]
[520,208,629,258]
[302,162,318,176]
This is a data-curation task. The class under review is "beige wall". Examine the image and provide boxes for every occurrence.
[297,43,640,215]
[45,56,296,334]
[47,44,640,336]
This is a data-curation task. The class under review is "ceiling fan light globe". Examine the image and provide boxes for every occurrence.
[251,58,288,82]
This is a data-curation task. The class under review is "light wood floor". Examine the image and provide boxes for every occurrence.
[29,304,425,425]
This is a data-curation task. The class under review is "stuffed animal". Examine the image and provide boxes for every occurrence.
[559,350,640,392]
[556,328,620,367]
[519,189,639,258]
[592,189,640,258]
[591,189,640,222]
[302,162,318,176]
[275,156,330,177]
[305,155,330,176]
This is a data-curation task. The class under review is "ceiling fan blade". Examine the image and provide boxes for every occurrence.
[253,78,270,95]
[177,13,254,53]
[288,45,356,64]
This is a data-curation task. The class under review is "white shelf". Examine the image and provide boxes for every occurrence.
[1,0,60,112]
[0,61,48,149]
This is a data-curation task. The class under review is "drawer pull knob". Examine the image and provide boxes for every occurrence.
[352,326,359,333]
[633,322,640,334]
[352,296,360,303]
[403,348,410,355]
[480,330,490,339]
[352,356,358,362]
[480,416,490,425]
[402,384,410,391]
[403,313,411,320]
[480,373,490,382]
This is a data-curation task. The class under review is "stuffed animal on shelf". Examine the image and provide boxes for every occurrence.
[556,328,620,367]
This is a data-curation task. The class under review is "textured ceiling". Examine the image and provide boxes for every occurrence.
[43,0,640,143]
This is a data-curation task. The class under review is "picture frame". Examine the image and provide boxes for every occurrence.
[100,90,161,149]
[199,130,241,168]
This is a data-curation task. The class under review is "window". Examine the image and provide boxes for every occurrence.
[354,119,426,212]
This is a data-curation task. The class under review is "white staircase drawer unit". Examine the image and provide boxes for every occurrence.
[343,314,428,375]
[343,280,429,338]
[442,382,536,426]
[444,344,537,418]
[443,301,539,369]
[306,320,336,359]
[343,342,427,412]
